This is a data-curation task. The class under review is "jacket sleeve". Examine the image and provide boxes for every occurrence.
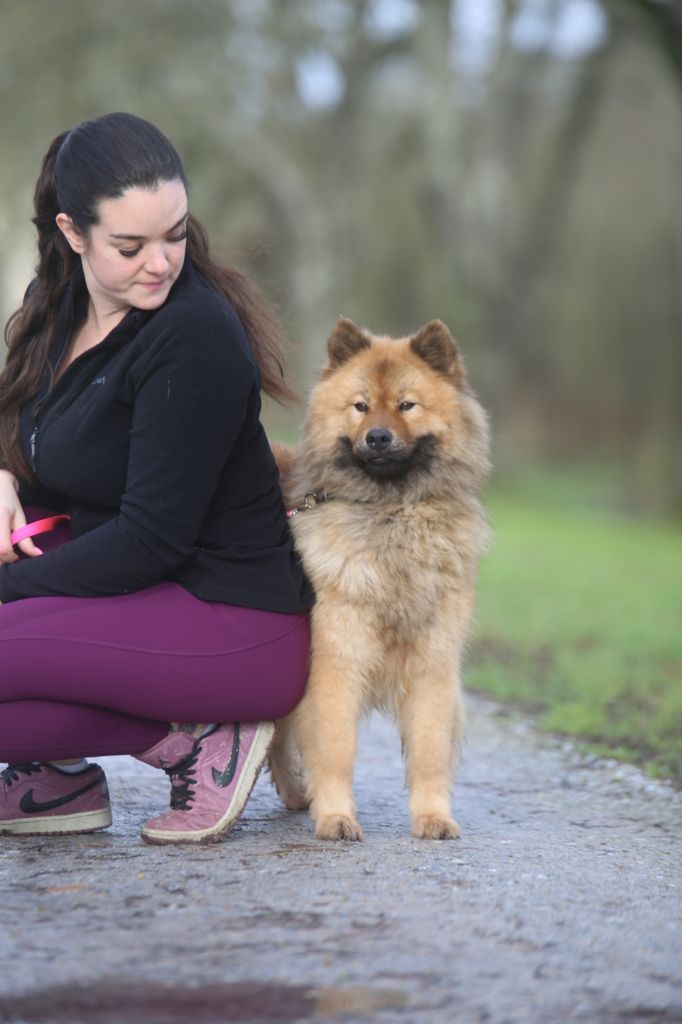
[0,310,255,601]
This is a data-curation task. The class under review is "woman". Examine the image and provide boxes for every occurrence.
[0,112,312,844]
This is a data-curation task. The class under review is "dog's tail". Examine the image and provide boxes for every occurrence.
[270,440,297,489]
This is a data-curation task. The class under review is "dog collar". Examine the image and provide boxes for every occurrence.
[286,491,329,518]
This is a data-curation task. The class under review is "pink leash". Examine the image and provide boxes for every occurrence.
[11,515,71,546]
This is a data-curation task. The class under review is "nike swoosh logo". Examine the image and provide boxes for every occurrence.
[19,774,101,814]
[211,723,240,788]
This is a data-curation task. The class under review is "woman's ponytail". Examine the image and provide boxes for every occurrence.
[0,132,78,481]
[33,133,67,253]
[32,130,79,301]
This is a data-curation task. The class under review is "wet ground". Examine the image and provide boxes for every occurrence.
[2,697,681,1024]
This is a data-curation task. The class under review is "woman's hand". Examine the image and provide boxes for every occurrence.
[0,470,43,563]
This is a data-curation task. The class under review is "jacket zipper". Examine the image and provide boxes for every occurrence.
[29,332,89,473]
[29,398,48,474]
[28,306,137,474]
[30,320,72,473]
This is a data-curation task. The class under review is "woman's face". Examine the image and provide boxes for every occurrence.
[57,179,188,318]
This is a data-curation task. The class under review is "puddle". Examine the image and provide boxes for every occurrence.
[1,980,407,1022]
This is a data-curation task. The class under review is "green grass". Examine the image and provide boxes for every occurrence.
[467,476,682,782]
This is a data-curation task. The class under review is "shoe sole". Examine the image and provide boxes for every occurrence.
[141,722,275,845]
[0,807,112,836]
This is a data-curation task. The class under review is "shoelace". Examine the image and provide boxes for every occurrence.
[165,747,201,811]
[1,763,43,786]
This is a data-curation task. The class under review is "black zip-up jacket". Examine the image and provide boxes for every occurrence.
[0,259,313,612]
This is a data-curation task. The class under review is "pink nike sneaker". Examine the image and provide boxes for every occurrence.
[0,762,111,836]
[140,722,275,845]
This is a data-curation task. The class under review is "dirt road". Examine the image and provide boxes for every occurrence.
[2,697,681,1023]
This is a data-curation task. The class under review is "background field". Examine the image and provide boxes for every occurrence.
[469,473,682,781]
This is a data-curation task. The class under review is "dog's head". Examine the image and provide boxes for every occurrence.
[303,318,490,488]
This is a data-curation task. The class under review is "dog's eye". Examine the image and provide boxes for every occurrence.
[354,402,369,413]
[399,401,415,412]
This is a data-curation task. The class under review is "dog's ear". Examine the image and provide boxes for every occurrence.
[410,320,465,385]
[327,318,371,367]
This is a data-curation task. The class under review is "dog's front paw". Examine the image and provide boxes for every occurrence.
[412,814,461,840]
[315,814,363,842]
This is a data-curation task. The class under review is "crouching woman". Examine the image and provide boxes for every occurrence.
[0,112,311,844]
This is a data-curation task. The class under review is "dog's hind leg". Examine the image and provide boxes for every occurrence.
[268,715,309,811]
[398,650,465,840]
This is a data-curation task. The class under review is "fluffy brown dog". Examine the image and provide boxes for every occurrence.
[269,318,490,840]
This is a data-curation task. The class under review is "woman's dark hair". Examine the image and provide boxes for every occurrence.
[0,112,295,482]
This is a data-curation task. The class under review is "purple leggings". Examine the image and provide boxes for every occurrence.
[0,515,310,763]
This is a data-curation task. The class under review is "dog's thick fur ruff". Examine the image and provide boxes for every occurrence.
[270,318,490,840]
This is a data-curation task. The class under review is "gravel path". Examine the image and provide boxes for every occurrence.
[2,696,681,1024]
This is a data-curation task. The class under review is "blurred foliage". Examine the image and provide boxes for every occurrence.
[0,0,680,514]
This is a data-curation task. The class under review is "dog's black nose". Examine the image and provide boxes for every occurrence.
[366,428,393,452]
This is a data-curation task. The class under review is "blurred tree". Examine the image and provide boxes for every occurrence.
[0,0,680,512]
[625,0,682,89]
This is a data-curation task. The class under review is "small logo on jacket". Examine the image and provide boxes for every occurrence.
[92,375,107,385]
